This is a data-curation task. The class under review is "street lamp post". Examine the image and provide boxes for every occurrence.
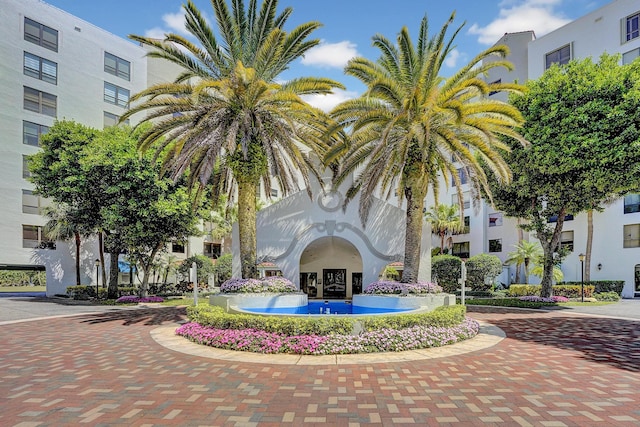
[94,259,100,300]
[578,253,585,302]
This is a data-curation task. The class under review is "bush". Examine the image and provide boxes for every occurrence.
[186,304,354,335]
[465,253,502,291]
[66,285,95,300]
[363,281,443,295]
[214,253,233,284]
[359,305,466,331]
[186,304,467,336]
[507,284,595,299]
[431,255,462,293]
[559,281,624,295]
[465,298,557,308]
[116,295,164,303]
[178,255,216,286]
[220,277,297,293]
[594,291,621,301]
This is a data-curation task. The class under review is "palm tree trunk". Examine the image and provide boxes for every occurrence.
[237,179,258,279]
[74,232,81,286]
[401,184,427,283]
[585,209,593,282]
[514,219,523,284]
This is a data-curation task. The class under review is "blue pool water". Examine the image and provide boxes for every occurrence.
[242,300,412,315]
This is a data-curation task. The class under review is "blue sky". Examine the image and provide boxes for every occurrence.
[45,0,610,110]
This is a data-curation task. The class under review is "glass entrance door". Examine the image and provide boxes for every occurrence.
[323,269,346,299]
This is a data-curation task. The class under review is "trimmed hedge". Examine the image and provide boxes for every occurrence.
[431,255,462,293]
[465,298,556,309]
[558,281,624,295]
[507,284,595,298]
[186,304,467,336]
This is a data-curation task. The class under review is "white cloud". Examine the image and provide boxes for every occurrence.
[301,89,358,112]
[301,41,359,69]
[144,27,166,40]
[445,49,462,68]
[469,0,571,45]
[162,9,188,35]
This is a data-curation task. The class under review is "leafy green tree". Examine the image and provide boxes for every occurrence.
[505,240,542,284]
[178,254,216,286]
[86,125,204,297]
[326,12,525,283]
[486,54,640,297]
[465,253,502,291]
[124,0,344,279]
[29,121,104,285]
[425,204,465,254]
[431,254,462,293]
[213,253,233,285]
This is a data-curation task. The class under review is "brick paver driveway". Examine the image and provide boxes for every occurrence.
[1,305,639,426]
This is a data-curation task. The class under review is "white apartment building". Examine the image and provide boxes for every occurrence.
[0,0,227,295]
[446,0,640,297]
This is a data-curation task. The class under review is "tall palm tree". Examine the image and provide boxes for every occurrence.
[505,240,542,284]
[424,204,465,254]
[42,204,84,287]
[123,0,343,279]
[326,12,526,283]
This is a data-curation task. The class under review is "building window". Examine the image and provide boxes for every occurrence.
[452,241,470,258]
[545,44,571,69]
[204,242,221,259]
[104,52,130,81]
[22,189,49,215]
[488,79,501,96]
[24,17,58,52]
[103,111,129,128]
[24,87,57,117]
[623,224,640,248]
[560,230,574,252]
[623,48,640,64]
[452,192,471,210]
[626,12,640,42]
[452,167,468,186]
[624,194,640,214]
[270,188,278,198]
[24,52,57,85]
[22,225,56,249]
[488,238,502,253]
[104,82,129,107]
[171,242,185,253]
[23,121,49,146]
[488,212,503,227]
[548,213,574,223]
[461,216,470,234]
[23,156,32,179]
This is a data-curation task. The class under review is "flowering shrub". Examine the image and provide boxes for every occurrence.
[518,295,568,303]
[363,281,443,295]
[115,295,164,303]
[176,318,479,355]
[220,277,297,293]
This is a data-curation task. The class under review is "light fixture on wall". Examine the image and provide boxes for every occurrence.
[597,263,602,271]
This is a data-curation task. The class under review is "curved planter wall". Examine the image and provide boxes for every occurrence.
[210,293,455,315]
[352,294,455,313]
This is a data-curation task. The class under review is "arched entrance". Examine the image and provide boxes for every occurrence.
[299,236,363,299]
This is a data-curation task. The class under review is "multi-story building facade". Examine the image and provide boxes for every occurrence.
[0,0,229,295]
[446,0,640,297]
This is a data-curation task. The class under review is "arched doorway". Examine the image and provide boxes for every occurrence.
[299,236,363,299]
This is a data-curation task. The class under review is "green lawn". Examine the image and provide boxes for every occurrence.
[0,286,46,292]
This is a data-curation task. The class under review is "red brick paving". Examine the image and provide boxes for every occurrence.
[0,306,639,426]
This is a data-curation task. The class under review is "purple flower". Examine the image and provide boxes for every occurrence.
[220,277,297,294]
[116,295,164,303]
[363,281,443,295]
